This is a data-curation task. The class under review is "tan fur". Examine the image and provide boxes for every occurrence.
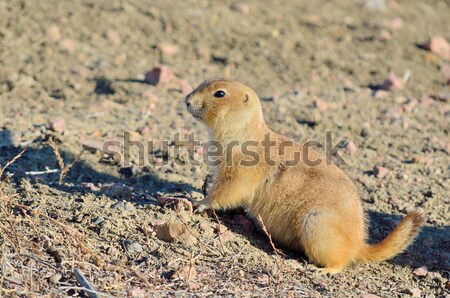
[185,79,425,274]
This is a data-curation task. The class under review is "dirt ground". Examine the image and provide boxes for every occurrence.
[0,0,449,297]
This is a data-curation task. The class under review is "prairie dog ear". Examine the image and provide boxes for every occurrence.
[244,94,249,103]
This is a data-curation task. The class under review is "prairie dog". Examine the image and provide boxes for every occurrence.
[185,79,424,274]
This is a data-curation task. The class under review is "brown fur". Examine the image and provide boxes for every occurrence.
[185,79,425,274]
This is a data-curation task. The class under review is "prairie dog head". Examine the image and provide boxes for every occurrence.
[185,79,264,135]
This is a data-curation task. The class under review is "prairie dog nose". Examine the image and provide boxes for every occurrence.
[185,93,193,105]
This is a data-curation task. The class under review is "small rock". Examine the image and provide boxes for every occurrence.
[49,117,65,134]
[363,0,386,11]
[233,214,256,233]
[130,287,146,298]
[313,99,329,110]
[58,38,77,53]
[154,221,186,242]
[231,3,250,14]
[159,43,179,56]
[343,79,356,91]
[218,230,234,243]
[427,271,442,281]
[345,140,357,153]
[137,125,150,136]
[71,66,90,78]
[47,25,61,41]
[257,274,270,285]
[144,66,176,86]
[430,92,450,102]
[362,295,382,298]
[424,36,450,60]
[380,72,403,90]
[413,266,428,277]
[373,90,389,98]
[404,288,421,297]
[92,216,105,225]
[377,30,391,41]
[216,224,228,234]
[389,17,403,29]
[101,183,133,199]
[48,273,62,284]
[106,30,121,45]
[126,241,143,253]
[373,165,388,179]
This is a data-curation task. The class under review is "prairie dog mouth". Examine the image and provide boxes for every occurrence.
[186,103,203,120]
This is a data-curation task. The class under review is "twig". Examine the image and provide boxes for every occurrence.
[256,214,284,289]
[21,254,64,274]
[256,214,285,257]
[256,214,318,286]
[48,137,84,184]
[0,287,40,296]
[0,197,105,267]
[73,268,102,298]
[0,148,26,183]
[211,210,227,256]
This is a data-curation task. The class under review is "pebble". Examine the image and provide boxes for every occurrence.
[424,36,450,60]
[380,72,403,90]
[92,216,105,225]
[363,0,386,11]
[106,30,121,45]
[144,66,192,94]
[313,99,329,110]
[377,30,391,41]
[218,230,234,243]
[159,43,179,56]
[231,3,250,14]
[48,273,62,284]
[256,274,270,285]
[404,288,421,297]
[373,165,388,179]
[362,295,382,298]
[49,117,65,134]
[154,221,186,242]
[389,17,404,29]
[130,287,146,298]
[136,125,150,136]
[412,266,428,277]
[125,241,143,253]
[47,25,61,41]
[101,183,133,200]
[144,66,176,86]
[373,89,389,98]
[58,38,77,53]
[345,140,358,153]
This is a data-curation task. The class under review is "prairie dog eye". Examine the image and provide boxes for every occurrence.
[213,90,226,98]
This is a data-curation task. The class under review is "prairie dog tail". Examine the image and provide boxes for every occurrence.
[358,210,424,262]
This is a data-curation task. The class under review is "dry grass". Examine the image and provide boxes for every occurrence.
[48,137,83,184]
